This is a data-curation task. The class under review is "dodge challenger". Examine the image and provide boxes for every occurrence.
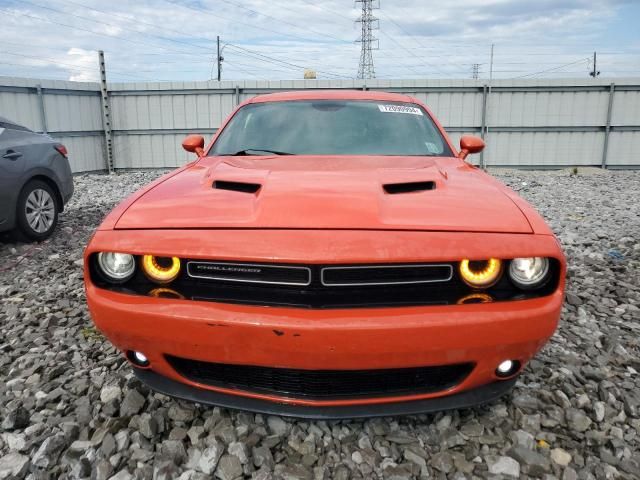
[84,90,565,418]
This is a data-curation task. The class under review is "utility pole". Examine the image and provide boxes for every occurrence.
[217,36,222,81]
[489,43,494,84]
[98,50,114,173]
[482,43,495,170]
[356,0,379,79]
[589,51,600,77]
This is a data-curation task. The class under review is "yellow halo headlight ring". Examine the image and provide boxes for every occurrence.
[459,258,502,288]
[142,255,181,284]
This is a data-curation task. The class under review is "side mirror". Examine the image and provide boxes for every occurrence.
[458,135,485,160]
[182,134,205,157]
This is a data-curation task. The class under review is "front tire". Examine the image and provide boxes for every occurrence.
[16,180,59,241]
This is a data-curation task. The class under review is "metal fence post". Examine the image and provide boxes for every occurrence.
[479,84,488,168]
[601,82,615,169]
[98,50,114,173]
[36,84,48,134]
[235,85,240,106]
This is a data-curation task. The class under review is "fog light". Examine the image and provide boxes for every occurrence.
[127,350,150,367]
[496,359,520,378]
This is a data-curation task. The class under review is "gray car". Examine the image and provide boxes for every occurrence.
[0,116,74,241]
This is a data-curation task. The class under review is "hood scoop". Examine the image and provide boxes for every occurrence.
[213,180,261,194]
[383,181,436,194]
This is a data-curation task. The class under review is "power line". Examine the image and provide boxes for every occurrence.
[1,6,193,57]
[0,60,90,75]
[11,0,208,55]
[377,30,456,76]
[0,50,96,71]
[0,40,91,53]
[160,0,341,46]
[0,50,159,80]
[226,43,351,79]
[376,10,471,73]
[221,61,263,79]
[228,47,350,79]
[370,6,468,76]
[515,58,591,78]
[216,0,350,44]
[155,0,355,78]
[223,59,297,75]
[223,48,305,73]
[221,44,357,73]
[299,0,354,23]
[54,0,217,53]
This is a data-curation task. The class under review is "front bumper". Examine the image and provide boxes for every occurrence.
[85,229,564,417]
[87,283,562,414]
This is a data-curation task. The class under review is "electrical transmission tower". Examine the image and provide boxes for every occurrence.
[356,0,379,79]
[471,63,480,79]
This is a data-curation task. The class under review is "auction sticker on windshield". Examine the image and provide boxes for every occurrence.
[378,104,423,115]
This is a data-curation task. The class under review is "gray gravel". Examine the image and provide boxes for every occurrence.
[1,168,639,479]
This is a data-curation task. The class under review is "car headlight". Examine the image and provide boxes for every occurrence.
[459,258,502,288]
[509,257,550,289]
[97,252,136,283]
[142,255,181,284]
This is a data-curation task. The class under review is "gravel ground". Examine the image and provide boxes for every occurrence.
[1,168,639,480]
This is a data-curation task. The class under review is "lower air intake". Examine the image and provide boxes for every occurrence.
[166,356,474,400]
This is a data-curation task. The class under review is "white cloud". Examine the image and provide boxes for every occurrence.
[66,48,99,82]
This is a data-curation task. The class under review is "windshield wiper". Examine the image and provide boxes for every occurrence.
[220,148,294,156]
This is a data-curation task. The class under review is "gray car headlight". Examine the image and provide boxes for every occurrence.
[508,257,550,289]
[97,252,136,283]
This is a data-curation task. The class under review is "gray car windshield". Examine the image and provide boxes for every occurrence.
[210,100,453,157]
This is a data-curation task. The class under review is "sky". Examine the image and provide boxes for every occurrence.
[1,0,639,83]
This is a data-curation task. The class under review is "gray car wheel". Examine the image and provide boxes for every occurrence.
[16,179,59,241]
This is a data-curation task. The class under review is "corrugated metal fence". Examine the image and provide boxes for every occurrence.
[1,76,639,172]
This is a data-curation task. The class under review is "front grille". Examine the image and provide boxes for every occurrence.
[321,264,452,286]
[166,355,474,400]
[187,261,311,286]
[178,261,461,308]
[188,261,451,288]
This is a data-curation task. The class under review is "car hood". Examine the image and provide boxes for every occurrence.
[115,156,532,233]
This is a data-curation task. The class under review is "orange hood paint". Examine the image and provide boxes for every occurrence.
[114,156,533,233]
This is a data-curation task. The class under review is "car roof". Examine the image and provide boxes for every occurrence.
[247,89,416,104]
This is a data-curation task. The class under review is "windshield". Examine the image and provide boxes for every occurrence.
[210,100,453,157]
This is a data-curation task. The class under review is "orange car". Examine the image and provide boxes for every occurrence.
[84,90,565,418]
